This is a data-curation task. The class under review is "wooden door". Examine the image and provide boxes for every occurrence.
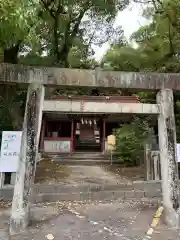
[80,124,94,141]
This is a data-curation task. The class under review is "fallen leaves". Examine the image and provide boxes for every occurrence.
[0,200,12,209]
[46,233,54,240]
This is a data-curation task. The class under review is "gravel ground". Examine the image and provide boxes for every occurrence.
[34,159,142,185]
[0,200,179,240]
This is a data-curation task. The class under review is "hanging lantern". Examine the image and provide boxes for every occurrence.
[81,118,84,124]
[89,120,92,126]
[94,119,96,125]
[85,119,88,124]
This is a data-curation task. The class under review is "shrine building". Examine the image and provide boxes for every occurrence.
[39,94,140,154]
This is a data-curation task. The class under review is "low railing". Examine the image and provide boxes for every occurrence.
[145,144,161,180]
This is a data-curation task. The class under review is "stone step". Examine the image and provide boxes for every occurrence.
[54,156,110,161]
[43,157,111,161]
[52,159,116,165]
[43,152,110,159]
[41,153,113,165]
[0,188,162,204]
[0,181,162,202]
[33,183,135,194]
[32,191,162,204]
[0,189,162,204]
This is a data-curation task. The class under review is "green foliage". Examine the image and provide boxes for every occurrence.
[103,44,144,71]
[114,117,150,166]
[0,0,128,67]
[20,0,128,67]
[0,0,39,50]
[102,0,180,146]
[0,0,129,131]
[103,0,180,73]
[0,86,26,131]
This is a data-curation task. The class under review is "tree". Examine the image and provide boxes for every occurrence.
[0,0,130,131]
[0,0,40,63]
[0,0,129,66]
[102,43,144,71]
[103,0,180,73]
[0,0,40,129]
[102,0,180,151]
[29,0,128,67]
[114,117,150,165]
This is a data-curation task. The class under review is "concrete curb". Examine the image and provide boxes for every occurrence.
[32,190,162,203]
[0,191,162,204]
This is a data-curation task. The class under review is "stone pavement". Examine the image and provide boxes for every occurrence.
[0,200,180,240]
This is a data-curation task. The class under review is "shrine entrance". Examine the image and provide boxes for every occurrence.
[74,117,103,152]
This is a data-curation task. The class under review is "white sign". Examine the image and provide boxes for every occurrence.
[0,131,22,172]
[177,144,180,163]
[44,140,71,153]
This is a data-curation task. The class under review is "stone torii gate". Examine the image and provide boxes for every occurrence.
[0,63,180,234]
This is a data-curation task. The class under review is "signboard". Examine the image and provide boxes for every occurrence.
[177,144,180,163]
[107,134,116,151]
[44,140,71,153]
[0,131,22,172]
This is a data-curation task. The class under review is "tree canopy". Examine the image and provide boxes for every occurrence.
[103,0,180,73]
[102,0,180,159]
[0,0,129,67]
[0,0,129,130]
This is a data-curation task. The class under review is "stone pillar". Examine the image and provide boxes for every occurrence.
[156,89,180,227]
[71,119,74,152]
[144,144,152,180]
[102,119,106,152]
[10,173,16,185]
[39,116,45,152]
[9,83,45,235]
[151,151,161,180]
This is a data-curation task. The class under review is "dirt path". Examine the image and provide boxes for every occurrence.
[35,159,133,185]
[65,165,132,185]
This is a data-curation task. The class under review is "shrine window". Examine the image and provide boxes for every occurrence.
[91,88,100,96]
[45,121,71,138]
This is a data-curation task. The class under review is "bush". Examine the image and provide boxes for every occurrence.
[113,117,150,166]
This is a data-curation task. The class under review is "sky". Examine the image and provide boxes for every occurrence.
[94,3,149,61]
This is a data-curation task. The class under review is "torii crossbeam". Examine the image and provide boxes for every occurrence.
[1,63,180,90]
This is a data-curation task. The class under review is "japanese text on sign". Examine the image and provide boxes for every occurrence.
[0,131,22,172]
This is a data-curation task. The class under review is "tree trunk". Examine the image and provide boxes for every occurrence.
[53,17,60,64]
[3,43,21,64]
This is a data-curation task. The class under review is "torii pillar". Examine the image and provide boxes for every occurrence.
[9,83,45,235]
[157,89,180,227]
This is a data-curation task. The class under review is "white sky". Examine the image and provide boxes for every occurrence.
[94,3,148,61]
